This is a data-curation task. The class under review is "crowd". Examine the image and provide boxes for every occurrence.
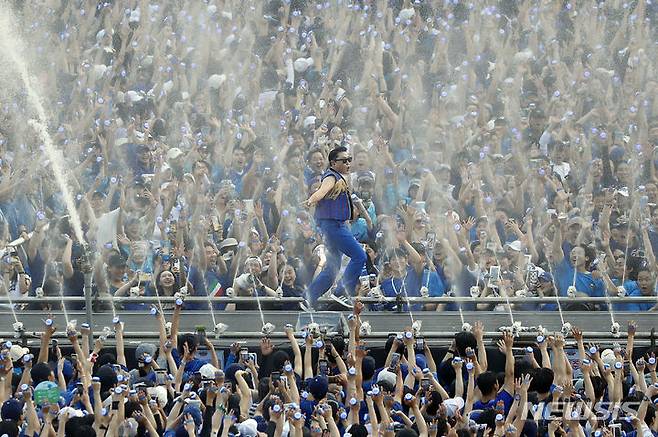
[0,304,656,436]
[0,0,658,313]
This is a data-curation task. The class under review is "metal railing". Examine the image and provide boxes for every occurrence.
[318,296,658,304]
[3,295,656,304]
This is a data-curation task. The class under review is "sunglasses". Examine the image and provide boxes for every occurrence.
[334,157,353,163]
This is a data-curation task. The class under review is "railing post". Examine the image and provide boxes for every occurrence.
[84,271,94,345]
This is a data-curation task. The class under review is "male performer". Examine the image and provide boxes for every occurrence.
[303,146,367,306]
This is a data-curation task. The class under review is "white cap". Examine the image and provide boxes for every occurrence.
[125,90,143,103]
[208,74,227,89]
[293,57,314,72]
[442,397,465,417]
[376,369,396,387]
[600,349,617,367]
[398,8,415,21]
[92,64,108,80]
[303,116,316,129]
[505,240,522,252]
[199,363,219,380]
[9,344,29,362]
[166,147,184,161]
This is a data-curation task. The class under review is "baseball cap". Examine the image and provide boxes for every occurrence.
[308,375,329,400]
[443,397,465,417]
[238,418,258,437]
[8,345,29,362]
[218,238,239,251]
[376,369,396,391]
[1,399,23,421]
[356,172,375,183]
[504,240,522,252]
[166,147,184,162]
[199,363,219,380]
[135,343,157,361]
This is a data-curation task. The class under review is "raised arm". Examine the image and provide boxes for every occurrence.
[473,321,488,372]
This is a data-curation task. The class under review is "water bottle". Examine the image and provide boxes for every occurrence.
[358,267,370,291]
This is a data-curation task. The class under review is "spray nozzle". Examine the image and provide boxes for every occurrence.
[307,322,321,338]
[611,322,621,337]
[12,321,24,333]
[359,321,372,337]
[412,320,422,336]
[214,323,228,337]
[469,285,481,298]
[262,322,275,335]
[567,286,577,298]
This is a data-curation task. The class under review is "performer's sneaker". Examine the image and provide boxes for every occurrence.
[329,293,353,309]
[299,299,311,312]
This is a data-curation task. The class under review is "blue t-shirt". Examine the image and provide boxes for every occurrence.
[473,389,514,414]
[422,269,445,297]
[612,280,655,312]
[379,267,422,311]
[553,258,605,298]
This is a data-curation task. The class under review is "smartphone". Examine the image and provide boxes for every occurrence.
[195,326,206,345]
[415,337,425,351]
[271,371,281,385]
[248,353,257,363]
[524,254,532,269]
[421,378,431,391]
[358,274,371,291]
[155,369,167,385]
[318,359,328,376]
[489,266,501,283]
[389,353,401,370]
[425,232,436,248]
[240,348,249,362]
[50,339,58,358]
[210,215,220,232]
[244,199,255,215]
[71,353,78,366]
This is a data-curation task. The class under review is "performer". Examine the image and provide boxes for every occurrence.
[303,146,366,306]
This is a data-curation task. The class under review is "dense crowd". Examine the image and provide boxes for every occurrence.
[0,0,658,313]
[0,305,656,436]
